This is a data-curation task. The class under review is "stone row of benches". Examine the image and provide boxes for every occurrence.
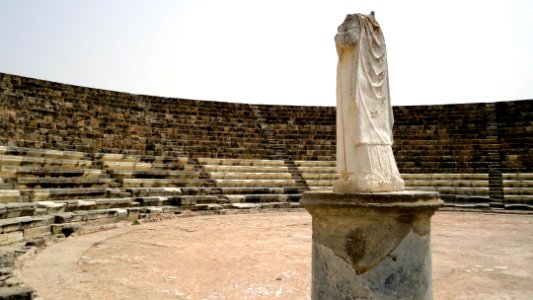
[295,160,533,205]
[0,144,530,206]
[0,147,306,244]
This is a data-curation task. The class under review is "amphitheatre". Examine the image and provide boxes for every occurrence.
[0,72,531,299]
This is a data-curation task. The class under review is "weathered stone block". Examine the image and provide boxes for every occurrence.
[23,225,51,239]
[0,231,23,246]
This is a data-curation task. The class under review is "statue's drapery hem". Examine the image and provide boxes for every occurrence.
[334,144,404,193]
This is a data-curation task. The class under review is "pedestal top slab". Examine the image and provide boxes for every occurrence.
[301,190,443,210]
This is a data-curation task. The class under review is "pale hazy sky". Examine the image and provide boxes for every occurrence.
[0,1,532,106]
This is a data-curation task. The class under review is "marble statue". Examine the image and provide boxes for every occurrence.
[333,12,405,193]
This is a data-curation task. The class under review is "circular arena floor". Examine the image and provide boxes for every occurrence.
[18,211,533,300]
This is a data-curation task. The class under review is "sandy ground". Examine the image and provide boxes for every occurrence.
[18,211,533,300]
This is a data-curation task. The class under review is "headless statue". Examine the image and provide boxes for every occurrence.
[334,12,405,193]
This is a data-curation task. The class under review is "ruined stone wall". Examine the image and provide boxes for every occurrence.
[392,102,532,173]
[0,73,273,159]
[0,72,531,173]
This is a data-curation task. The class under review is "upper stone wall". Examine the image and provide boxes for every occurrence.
[0,72,531,173]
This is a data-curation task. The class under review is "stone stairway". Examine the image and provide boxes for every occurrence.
[294,160,336,191]
[485,103,505,206]
[250,104,309,191]
[198,157,302,209]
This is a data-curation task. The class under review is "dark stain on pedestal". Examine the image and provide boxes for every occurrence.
[345,228,367,274]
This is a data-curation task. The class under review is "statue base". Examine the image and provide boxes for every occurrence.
[301,191,442,300]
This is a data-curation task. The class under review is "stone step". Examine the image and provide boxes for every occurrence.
[0,202,36,219]
[57,199,99,211]
[302,173,338,180]
[443,202,492,209]
[0,155,93,168]
[403,180,489,187]
[126,187,182,197]
[0,181,14,189]
[109,169,201,179]
[503,187,533,195]
[203,165,289,173]
[395,155,494,162]
[102,161,196,171]
[0,166,103,178]
[405,186,490,195]
[439,194,490,203]
[53,208,139,225]
[229,186,300,194]
[28,188,123,201]
[0,286,35,299]
[93,153,189,164]
[197,158,285,166]
[213,179,296,188]
[51,208,131,233]
[503,203,533,210]
[34,201,67,214]
[0,190,25,203]
[93,198,139,209]
[0,215,54,245]
[503,195,533,204]
[227,202,296,210]
[191,203,224,211]
[15,177,118,189]
[502,173,533,180]
[305,180,334,187]
[0,145,86,160]
[133,196,172,206]
[121,178,209,188]
[297,166,336,173]
[224,193,301,203]
[401,173,489,180]
[209,172,292,180]
[294,160,335,167]
[308,186,333,191]
[179,187,222,195]
[170,195,224,208]
[400,168,485,173]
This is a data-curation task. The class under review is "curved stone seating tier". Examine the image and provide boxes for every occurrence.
[0,166,103,177]
[109,170,199,179]
[15,177,117,189]
[0,190,26,203]
[0,155,93,168]
[95,153,190,164]
[0,146,86,160]
[212,179,296,188]
[0,149,110,190]
[102,162,194,172]
[0,215,53,245]
[120,178,209,188]
[198,158,285,166]
[294,160,499,202]
[294,160,336,191]
[202,165,289,173]
[403,174,492,202]
[28,188,125,201]
[502,173,533,204]
[198,158,302,204]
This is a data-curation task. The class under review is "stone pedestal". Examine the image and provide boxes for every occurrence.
[301,191,442,300]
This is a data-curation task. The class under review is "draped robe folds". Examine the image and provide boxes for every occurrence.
[334,13,404,193]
